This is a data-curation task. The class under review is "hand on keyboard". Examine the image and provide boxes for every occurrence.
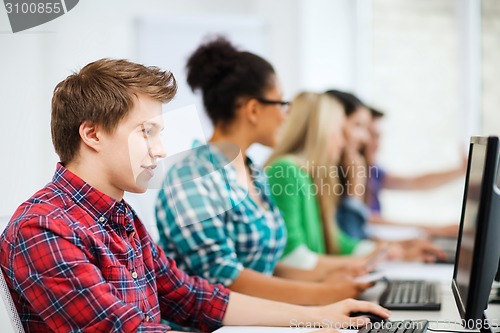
[388,239,448,263]
[320,272,376,301]
[314,298,391,329]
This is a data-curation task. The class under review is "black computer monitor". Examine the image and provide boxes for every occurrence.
[496,259,500,282]
[452,136,500,332]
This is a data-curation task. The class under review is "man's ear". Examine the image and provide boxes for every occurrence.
[242,98,261,126]
[79,121,102,153]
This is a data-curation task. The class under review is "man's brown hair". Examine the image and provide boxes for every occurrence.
[51,58,177,164]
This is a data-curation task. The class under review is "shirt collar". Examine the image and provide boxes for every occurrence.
[190,140,270,194]
[52,163,130,226]
[192,139,256,170]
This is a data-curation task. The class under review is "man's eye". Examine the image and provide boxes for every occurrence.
[142,128,153,136]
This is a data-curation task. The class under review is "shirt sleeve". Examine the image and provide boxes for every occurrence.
[266,159,308,256]
[279,244,319,269]
[8,217,169,333]
[153,243,230,331]
[156,162,244,287]
[337,197,370,240]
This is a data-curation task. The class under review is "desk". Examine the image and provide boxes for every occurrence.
[215,262,500,333]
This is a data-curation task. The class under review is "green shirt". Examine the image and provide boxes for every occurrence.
[266,157,359,256]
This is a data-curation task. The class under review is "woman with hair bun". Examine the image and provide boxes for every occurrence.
[156,37,372,306]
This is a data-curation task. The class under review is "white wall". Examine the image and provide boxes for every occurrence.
[370,0,465,224]
[0,0,492,229]
[298,0,357,91]
[0,0,359,219]
[482,0,500,135]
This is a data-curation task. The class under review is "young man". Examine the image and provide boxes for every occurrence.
[0,58,390,332]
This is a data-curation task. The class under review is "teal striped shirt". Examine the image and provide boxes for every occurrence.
[155,142,286,286]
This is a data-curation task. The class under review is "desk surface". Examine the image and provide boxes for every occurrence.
[215,262,500,332]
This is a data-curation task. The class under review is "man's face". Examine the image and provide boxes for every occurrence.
[100,94,166,195]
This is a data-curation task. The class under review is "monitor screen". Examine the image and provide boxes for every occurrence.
[452,136,500,331]
[455,142,487,308]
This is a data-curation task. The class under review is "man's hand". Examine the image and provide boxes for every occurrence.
[309,298,391,329]
[422,224,459,238]
[389,238,447,262]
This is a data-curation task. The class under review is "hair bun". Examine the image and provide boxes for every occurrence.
[186,36,240,92]
[185,36,275,125]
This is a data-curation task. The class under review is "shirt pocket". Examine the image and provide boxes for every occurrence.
[100,264,144,305]
[229,213,262,259]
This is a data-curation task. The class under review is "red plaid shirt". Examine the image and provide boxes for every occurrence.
[0,163,230,332]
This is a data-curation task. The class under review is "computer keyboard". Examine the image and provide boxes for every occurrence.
[359,320,429,333]
[379,280,441,310]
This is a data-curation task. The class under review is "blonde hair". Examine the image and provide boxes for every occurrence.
[266,92,345,254]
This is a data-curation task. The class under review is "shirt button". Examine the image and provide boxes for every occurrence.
[131,271,138,279]
[98,216,105,222]
[145,315,150,322]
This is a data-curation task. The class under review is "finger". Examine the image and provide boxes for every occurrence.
[355,267,370,277]
[434,248,448,259]
[424,244,447,259]
[423,254,437,263]
[355,281,375,291]
[363,262,376,273]
[344,299,392,318]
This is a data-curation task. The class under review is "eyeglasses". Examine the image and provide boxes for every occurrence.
[256,97,291,111]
